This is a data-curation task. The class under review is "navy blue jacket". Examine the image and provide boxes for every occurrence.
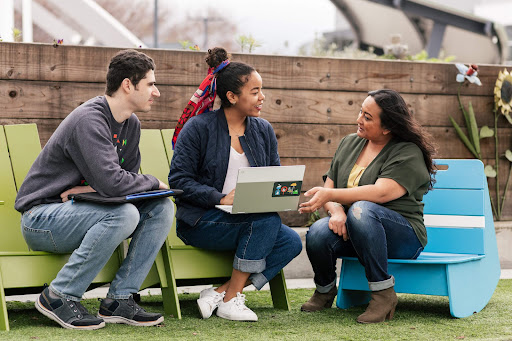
[168,108,280,226]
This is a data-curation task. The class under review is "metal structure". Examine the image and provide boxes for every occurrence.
[330,0,508,64]
[2,0,145,48]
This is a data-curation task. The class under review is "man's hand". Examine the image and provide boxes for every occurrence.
[220,189,235,205]
[60,185,95,203]
[158,179,169,189]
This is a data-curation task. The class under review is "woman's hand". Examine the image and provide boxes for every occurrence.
[220,189,235,205]
[299,187,333,214]
[329,211,349,241]
[60,185,96,202]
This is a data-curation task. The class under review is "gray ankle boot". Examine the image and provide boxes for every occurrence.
[301,286,337,312]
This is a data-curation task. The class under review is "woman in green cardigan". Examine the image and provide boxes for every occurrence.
[299,89,436,323]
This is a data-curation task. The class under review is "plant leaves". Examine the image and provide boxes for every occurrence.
[449,116,479,158]
[505,149,512,162]
[457,92,471,132]
[479,125,494,138]
[467,102,481,157]
[484,165,497,178]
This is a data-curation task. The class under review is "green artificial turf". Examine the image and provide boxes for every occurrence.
[2,280,512,341]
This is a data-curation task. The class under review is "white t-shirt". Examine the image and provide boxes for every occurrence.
[222,146,250,194]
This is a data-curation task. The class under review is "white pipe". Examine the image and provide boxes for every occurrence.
[22,0,33,42]
[13,0,83,45]
[45,0,146,48]
[0,0,15,42]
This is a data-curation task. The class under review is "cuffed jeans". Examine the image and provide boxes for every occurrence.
[21,198,173,301]
[306,201,423,293]
[176,209,302,290]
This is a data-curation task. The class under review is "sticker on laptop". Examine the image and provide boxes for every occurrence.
[272,181,302,197]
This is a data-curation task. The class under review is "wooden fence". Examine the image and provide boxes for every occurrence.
[1,42,511,225]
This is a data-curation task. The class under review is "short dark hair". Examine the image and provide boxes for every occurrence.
[205,47,255,108]
[105,49,155,96]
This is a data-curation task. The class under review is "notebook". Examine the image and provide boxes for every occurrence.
[68,189,182,204]
[215,165,305,214]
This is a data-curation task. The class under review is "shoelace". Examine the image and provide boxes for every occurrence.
[234,293,249,310]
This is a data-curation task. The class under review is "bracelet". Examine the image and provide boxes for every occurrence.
[327,203,343,217]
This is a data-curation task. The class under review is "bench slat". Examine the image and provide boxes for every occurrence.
[423,189,484,216]
[424,226,485,254]
[424,214,485,228]
[342,252,484,265]
[432,159,484,189]
[0,126,31,253]
[4,124,41,191]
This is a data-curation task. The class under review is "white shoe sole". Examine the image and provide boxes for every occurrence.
[216,310,258,322]
[35,298,105,330]
[98,314,164,326]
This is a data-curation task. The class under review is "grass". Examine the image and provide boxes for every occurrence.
[2,280,512,341]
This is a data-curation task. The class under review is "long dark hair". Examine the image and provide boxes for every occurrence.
[205,47,255,108]
[369,89,437,190]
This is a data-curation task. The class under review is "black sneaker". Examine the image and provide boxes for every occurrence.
[98,295,164,326]
[35,287,105,330]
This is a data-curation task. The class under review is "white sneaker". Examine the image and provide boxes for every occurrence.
[216,293,258,322]
[197,287,225,319]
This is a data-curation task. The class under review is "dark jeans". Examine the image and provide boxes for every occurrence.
[177,208,302,290]
[306,201,423,292]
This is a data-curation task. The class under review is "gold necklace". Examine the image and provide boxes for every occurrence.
[229,125,245,137]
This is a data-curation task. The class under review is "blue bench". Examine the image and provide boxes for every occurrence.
[336,159,501,318]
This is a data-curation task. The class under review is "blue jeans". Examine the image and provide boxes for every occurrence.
[21,198,173,301]
[176,209,302,290]
[306,201,423,293]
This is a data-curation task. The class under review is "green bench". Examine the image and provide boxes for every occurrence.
[0,124,290,329]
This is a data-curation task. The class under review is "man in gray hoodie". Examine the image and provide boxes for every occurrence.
[15,49,173,330]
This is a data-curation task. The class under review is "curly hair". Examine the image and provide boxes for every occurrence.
[205,47,255,108]
[369,89,437,190]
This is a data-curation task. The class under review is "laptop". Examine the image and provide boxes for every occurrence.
[215,165,306,214]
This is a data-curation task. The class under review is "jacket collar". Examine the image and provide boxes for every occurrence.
[216,107,252,136]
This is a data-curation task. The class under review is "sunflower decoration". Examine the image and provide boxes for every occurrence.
[494,68,512,124]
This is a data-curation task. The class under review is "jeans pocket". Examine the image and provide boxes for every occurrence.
[22,225,58,252]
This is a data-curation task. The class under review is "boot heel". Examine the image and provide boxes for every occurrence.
[323,296,335,308]
[386,303,397,320]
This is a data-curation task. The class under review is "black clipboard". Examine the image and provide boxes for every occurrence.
[68,189,182,204]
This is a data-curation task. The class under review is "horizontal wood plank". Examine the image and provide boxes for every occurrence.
[1,42,505,95]
[2,80,506,129]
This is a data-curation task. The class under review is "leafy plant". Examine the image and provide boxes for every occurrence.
[236,34,262,53]
[450,64,512,220]
[179,40,200,50]
[12,28,22,42]
[300,35,454,62]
